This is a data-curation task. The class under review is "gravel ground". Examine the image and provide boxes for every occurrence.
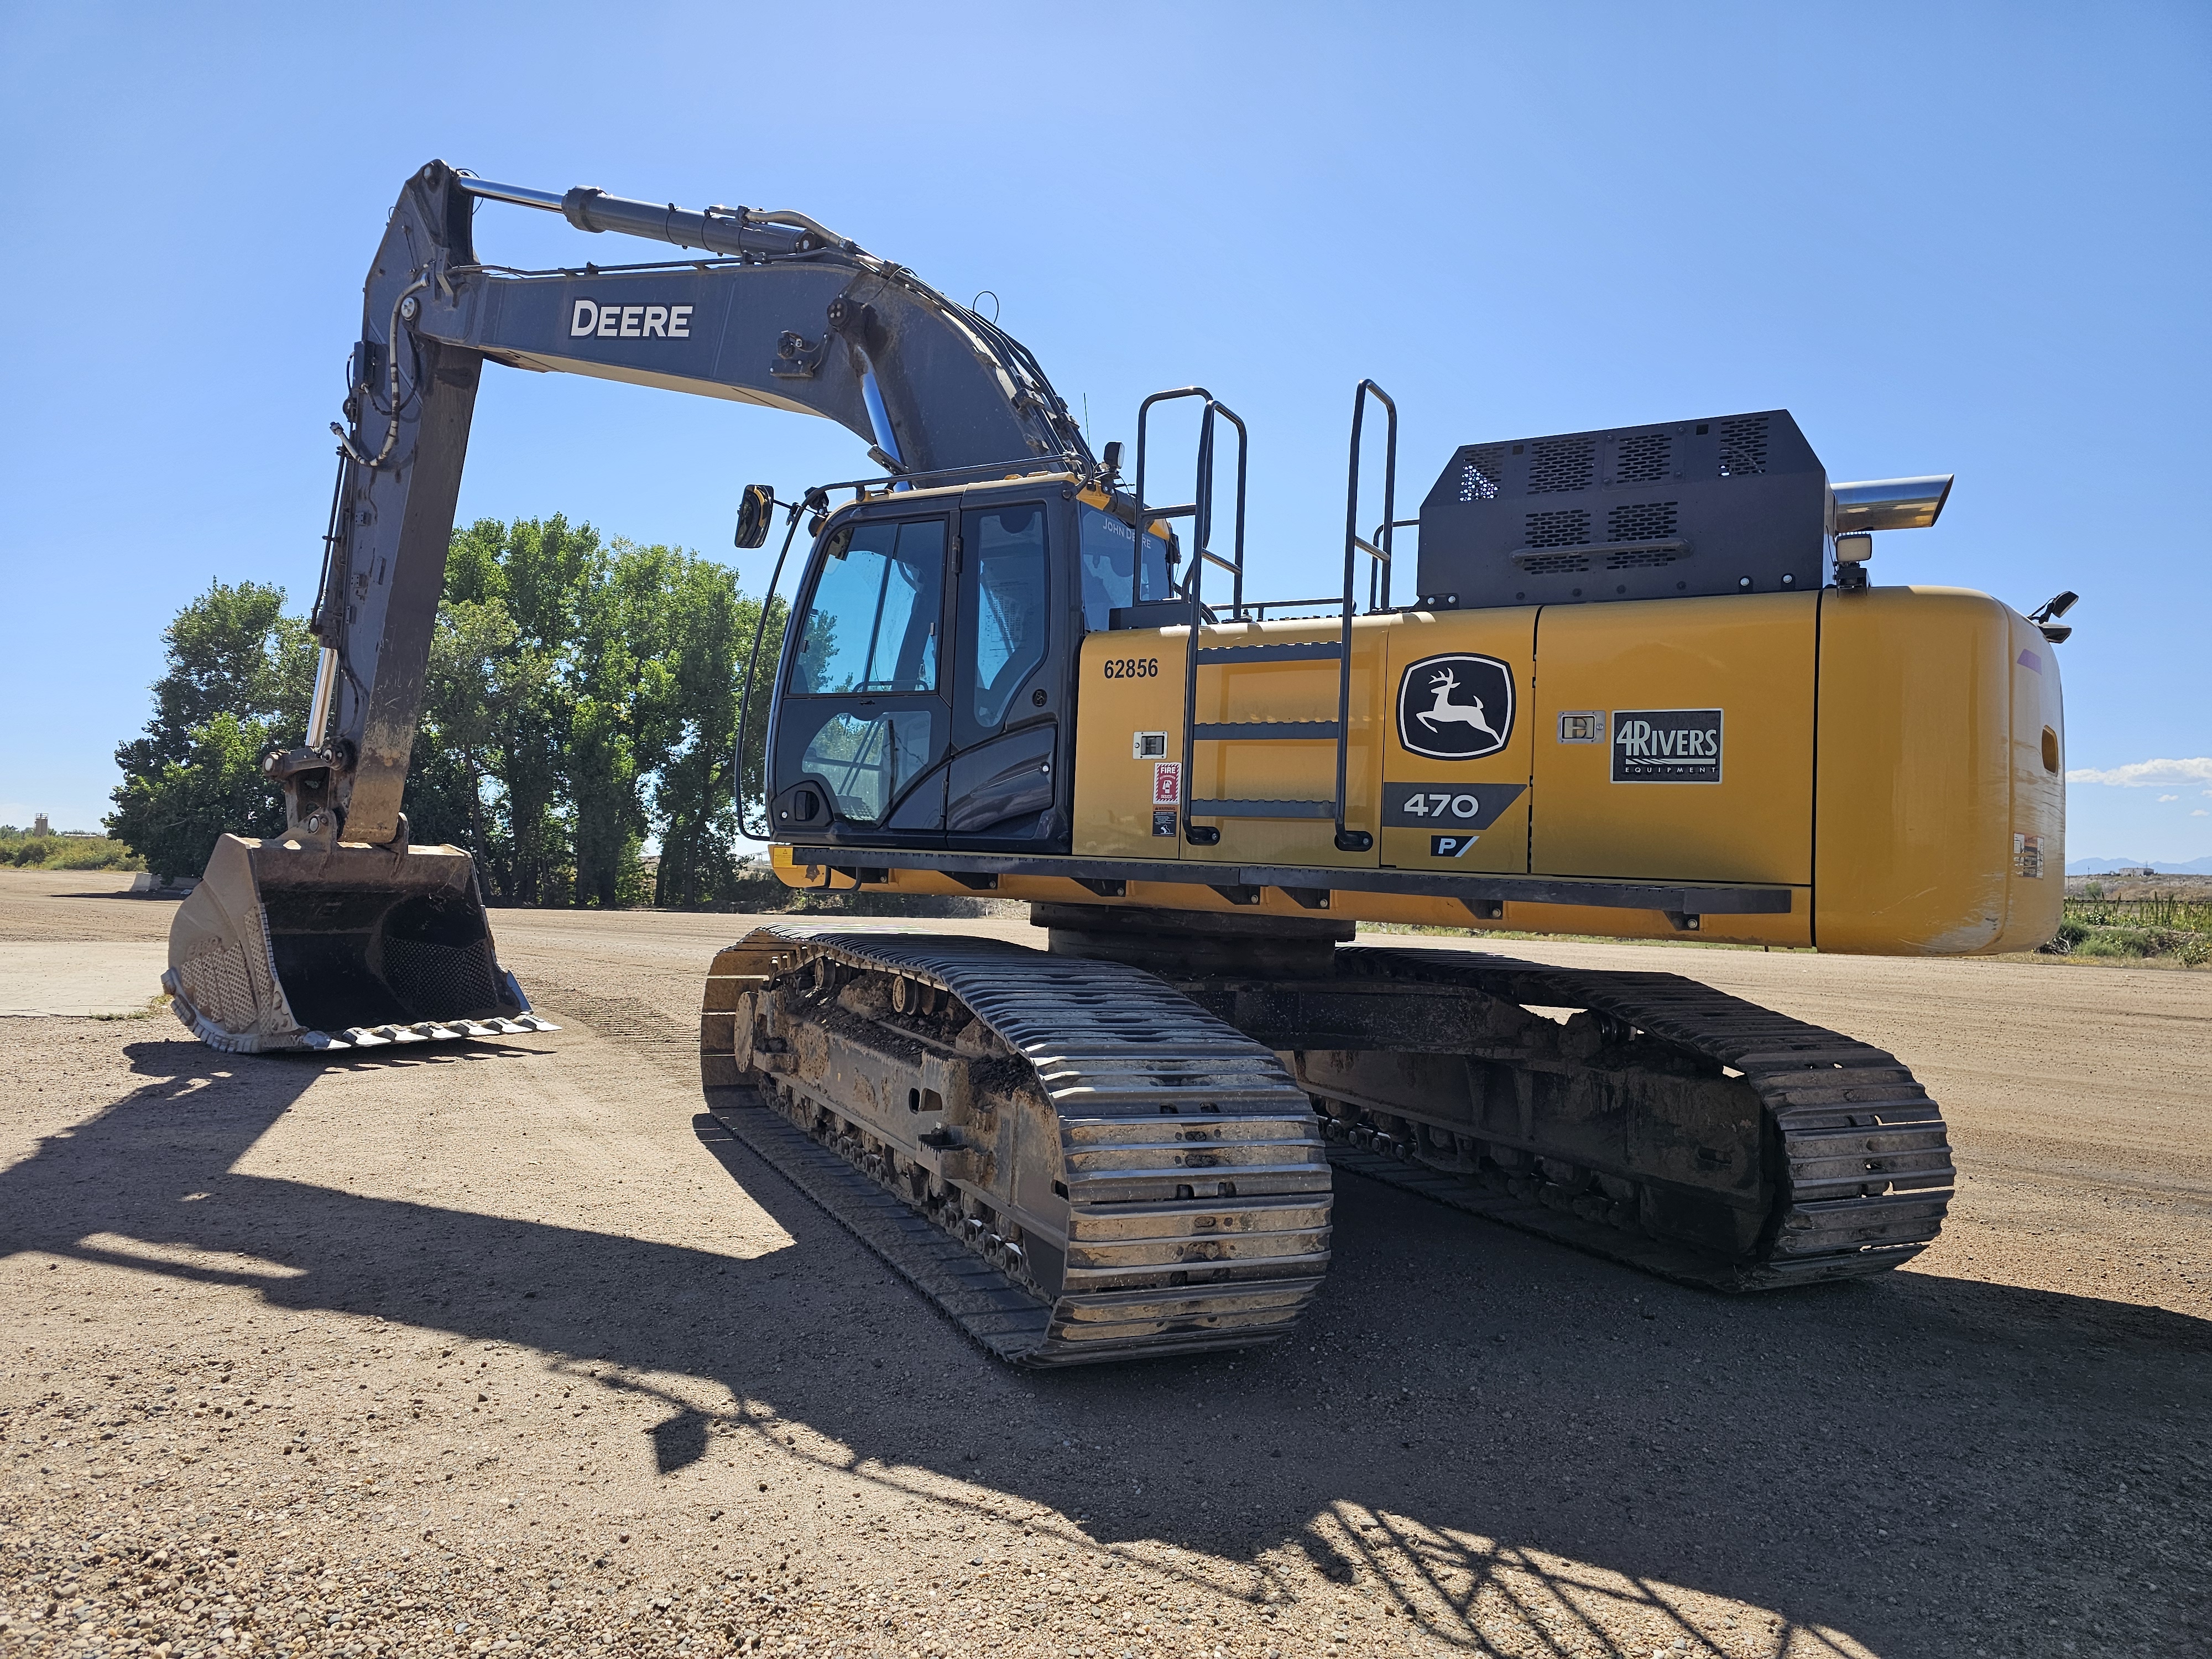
[3,869,2206,1659]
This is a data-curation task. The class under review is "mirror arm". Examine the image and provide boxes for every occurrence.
[734,507,810,842]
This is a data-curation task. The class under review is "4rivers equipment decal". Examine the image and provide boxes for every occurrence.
[1612,709,1723,783]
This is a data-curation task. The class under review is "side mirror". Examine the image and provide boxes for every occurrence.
[734,483,775,550]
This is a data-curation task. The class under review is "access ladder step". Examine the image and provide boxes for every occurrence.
[1189,721,1341,741]
[1194,641,1343,665]
[1188,799,1337,819]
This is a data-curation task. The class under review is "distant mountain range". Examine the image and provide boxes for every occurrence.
[2065,856,2212,875]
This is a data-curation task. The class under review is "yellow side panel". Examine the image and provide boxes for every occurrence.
[1071,628,1190,859]
[1531,594,1817,884]
[1186,618,1394,868]
[1071,618,1396,869]
[1815,586,2062,954]
[1379,609,1537,873]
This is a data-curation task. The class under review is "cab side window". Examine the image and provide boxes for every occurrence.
[1076,503,1174,632]
[959,504,1050,743]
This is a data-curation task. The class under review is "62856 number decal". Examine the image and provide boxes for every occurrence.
[1102,658,1160,679]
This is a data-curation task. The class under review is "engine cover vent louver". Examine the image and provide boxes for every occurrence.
[1524,508,1592,549]
[1718,415,1770,477]
[1520,552,1592,575]
[1457,445,1508,503]
[1527,437,1595,495]
[1615,431,1671,483]
[1608,501,1679,542]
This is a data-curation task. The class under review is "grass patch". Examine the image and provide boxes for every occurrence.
[91,993,173,1023]
[2064,892,2212,932]
[2042,904,2210,967]
[0,830,144,872]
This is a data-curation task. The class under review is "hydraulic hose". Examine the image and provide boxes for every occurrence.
[331,275,430,471]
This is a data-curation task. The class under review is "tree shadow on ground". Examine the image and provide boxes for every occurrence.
[5,1035,2206,1657]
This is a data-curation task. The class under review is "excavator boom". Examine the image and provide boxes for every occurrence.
[166,160,1091,1052]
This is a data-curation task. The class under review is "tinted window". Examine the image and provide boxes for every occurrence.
[1077,503,1175,631]
[796,708,938,825]
[790,518,945,694]
[960,504,1051,735]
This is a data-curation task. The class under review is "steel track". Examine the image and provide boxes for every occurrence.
[1320,947,1955,1290]
[707,926,1333,1366]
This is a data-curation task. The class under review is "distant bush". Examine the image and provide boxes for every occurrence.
[0,832,144,872]
[2039,919,2091,954]
[2064,894,2212,932]
[2047,893,2212,966]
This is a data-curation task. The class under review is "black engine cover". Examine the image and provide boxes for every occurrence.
[1414,409,1831,611]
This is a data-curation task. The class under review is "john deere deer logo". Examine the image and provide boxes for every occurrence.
[1416,667,1504,745]
[1397,653,1514,761]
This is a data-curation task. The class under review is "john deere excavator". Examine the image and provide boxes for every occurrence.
[166,161,2072,1365]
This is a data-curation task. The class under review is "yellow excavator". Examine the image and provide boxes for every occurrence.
[166,163,2072,1364]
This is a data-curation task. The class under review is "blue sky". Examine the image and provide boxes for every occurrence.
[2,2,2206,860]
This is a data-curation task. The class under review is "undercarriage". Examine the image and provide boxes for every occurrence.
[699,910,1953,1363]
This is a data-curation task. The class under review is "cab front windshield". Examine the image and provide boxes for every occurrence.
[790,518,944,694]
[1077,503,1176,632]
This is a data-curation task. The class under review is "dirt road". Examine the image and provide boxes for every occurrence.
[3,869,2206,1658]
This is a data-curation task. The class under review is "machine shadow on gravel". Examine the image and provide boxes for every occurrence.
[7,1041,2206,1657]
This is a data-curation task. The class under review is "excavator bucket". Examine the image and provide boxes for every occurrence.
[163,834,556,1053]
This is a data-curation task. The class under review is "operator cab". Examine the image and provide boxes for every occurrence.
[765,477,1172,853]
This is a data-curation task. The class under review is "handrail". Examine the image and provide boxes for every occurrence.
[1333,380,1397,852]
[1144,379,1396,853]
[1133,388,1252,846]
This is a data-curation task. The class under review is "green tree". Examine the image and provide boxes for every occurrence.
[406,597,520,867]
[114,521,779,910]
[571,539,681,909]
[107,581,315,878]
[655,573,784,909]
[424,516,599,905]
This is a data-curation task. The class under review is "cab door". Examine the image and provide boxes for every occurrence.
[769,509,953,846]
[942,493,1072,850]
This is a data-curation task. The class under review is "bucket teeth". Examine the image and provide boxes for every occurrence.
[304,1015,557,1051]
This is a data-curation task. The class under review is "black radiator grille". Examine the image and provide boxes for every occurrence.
[1455,445,1508,503]
[1607,500,1679,541]
[1520,552,1592,575]
[1527,437,1595,494]
[1718,415,1770,477]
[1615,431,1671,483]
[1524,508,1592,549]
